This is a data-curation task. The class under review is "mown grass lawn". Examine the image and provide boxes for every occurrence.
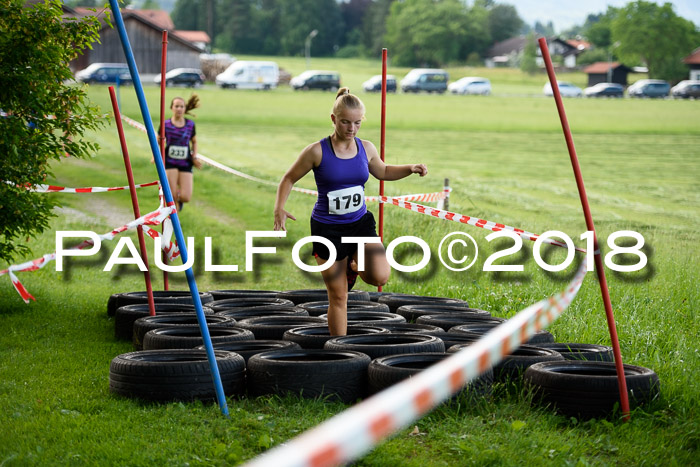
[1,58,698,465]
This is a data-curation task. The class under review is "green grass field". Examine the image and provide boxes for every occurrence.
[1,57,698,465]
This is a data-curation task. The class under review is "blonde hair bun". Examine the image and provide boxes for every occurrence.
[332,87,364,116]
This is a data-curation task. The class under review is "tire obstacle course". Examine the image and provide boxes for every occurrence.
[107,288,660,422]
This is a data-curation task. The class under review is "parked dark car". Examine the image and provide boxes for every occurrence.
[154,68,205,87]
[584,82,624,98]
[671,80,700,99]
[75,63,132,85]
[627,79,670,98]
[362,74,397,93]
[400,69,448,93]
[290,70,341,91]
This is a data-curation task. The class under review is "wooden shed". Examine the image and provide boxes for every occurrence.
[73,9,204,74]
[683,47,700,81]
[583,62,632,86]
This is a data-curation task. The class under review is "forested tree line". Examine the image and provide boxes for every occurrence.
[64,0,698,79]
[168,0,524,66]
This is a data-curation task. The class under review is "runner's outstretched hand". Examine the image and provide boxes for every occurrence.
[274,209,296,231]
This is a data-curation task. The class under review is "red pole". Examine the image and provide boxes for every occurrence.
[378,49,387,292]
[108,86,156,317]
[538,37,630,419]
[159,30,170,291]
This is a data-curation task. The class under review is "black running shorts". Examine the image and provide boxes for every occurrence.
[310,211,378,261]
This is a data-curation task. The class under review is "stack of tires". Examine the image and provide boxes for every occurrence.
[107,289,660,418]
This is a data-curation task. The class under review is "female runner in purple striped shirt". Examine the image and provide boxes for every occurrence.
[164,95,201,211]
[274,88,428,336]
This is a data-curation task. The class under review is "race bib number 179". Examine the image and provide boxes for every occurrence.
[328,186,364,215]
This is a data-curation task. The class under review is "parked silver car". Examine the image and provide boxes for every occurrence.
[671,80,700,99]
[543,81,582,97]
[448,77,491,95]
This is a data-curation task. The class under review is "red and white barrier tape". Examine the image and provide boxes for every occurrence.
[120,115,449,203]
[24,180,159,193]
[380,195,585,252]
[0,205,177,303]
[245,258,588,467]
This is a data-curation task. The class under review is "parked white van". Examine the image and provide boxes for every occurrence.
[215,61,279,90]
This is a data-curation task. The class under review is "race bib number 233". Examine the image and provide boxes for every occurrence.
[168,145,188,160]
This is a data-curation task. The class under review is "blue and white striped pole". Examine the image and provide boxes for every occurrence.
[108,0,229,416]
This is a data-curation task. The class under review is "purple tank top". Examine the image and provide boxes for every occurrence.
[311,137,369,224]
[164,118,196,168]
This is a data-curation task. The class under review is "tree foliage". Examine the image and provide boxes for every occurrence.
[170,0,207,33]
[487,3,523,44]
[611,1,699,81]
[0,0,105,263]
[385,0,469,66]
[520,32,538,74]
[170,0,525,64]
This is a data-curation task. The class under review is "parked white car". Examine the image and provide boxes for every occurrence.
[448,77,491,95]
[543,81,583,97]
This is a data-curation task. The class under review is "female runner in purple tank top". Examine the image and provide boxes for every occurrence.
[163,95,202,211]
[274,88,427,336]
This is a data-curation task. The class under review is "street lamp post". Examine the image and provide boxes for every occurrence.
[305,29,318,70]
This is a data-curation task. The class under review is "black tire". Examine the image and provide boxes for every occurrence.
[142,326,254,350]
[396,304,490,323]
[424,331,482,349]
[524,361,661,419]
[207,289,281,301]
[378,294,469,313]
[247,349,371,403]
[368,291,397,302]
[109,349,245,401]
[276,289,370,305]
[215,305,309,321]
[367,352,493,397]
[132,313,236,350]
[535,343,614,362]
[296,300,390,316]
[319,311,406,326]
[449,322,554,345]
[492,345,564,383]
[235,316,327,340]
[523,330,556,345]
[415,313,503,331]
[371,322,443,334]
[282,325,390,349]
[113,303,214,341]
[324,333,445,360]
[196,340,302,363]
[207,297,294,312]
[107,290,214,316]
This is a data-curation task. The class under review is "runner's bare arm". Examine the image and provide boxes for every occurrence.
[274,143,321,231]
[191,135,202,169]
[365,140,428,181]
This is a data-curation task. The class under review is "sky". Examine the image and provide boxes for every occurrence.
[510,0,700,32]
